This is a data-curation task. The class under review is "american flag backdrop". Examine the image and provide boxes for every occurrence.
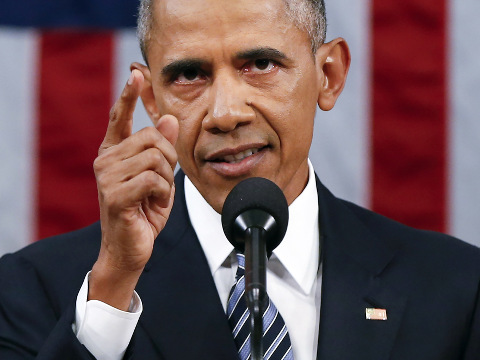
[0,0,479,256]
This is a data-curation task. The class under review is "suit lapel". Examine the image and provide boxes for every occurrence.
[136,172,238,359]
[315,177,406,360]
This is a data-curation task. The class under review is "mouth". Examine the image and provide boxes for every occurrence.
[210,147,263,164]
[204,144,269,177]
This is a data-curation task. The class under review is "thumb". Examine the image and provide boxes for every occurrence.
[156,114,179,147]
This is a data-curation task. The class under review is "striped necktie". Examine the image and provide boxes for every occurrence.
[227,252,294,360]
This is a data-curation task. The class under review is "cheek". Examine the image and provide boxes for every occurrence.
[274,81,317,161]
[269,74,317,133]
[266,66,318,114]
[157,91,187,116]
[155,90,206,165]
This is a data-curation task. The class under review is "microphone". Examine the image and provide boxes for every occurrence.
[221,177,289,255]
[222,177,289,360]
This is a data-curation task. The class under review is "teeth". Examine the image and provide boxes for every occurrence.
[235,150,248,160]
[222,148,259,163]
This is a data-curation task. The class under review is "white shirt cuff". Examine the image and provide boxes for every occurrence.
[73,271,142,360]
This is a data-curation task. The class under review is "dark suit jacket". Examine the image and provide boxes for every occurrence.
[1,172,479,359]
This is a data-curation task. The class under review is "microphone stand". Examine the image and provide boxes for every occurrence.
[221,177,289,359]
[231,206,279,360]
[244,226,268,360]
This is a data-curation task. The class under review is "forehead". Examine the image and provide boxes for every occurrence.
[155,0,288,30]
[150,0,306,60]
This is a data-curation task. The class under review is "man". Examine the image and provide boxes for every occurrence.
[0,0,479,359]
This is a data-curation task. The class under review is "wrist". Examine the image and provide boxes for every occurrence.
[88,259,143,311]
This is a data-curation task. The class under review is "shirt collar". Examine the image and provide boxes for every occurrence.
[184,160,319,295]
[185,177,233,276]
[271,160,319,294]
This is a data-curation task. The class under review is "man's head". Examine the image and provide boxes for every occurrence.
[138,0,328,64]
[133,0,350,213]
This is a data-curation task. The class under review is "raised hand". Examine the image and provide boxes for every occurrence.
[89,69,179,310]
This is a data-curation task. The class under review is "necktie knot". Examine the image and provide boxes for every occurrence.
[235,252,245,280]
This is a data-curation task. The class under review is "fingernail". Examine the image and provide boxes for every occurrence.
[127,71,135,85]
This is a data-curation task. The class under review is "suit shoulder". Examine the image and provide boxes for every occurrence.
[0,222,101,287]
[340,199,480,266]
[8,222,101,262]
[0,222,102,314]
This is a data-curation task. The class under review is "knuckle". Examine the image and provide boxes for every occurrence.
[93,156,104,173]
[163,166,175,186]
[156,185,172,206]
[167,171,175,186]
[170,151,178,167]
[93,150,113,173]
[142,170,159,188]
[144,126,158,136]
[145,149,175,185]
[140,126,161,145]
[120,88,133,102]
[148,148,164,164]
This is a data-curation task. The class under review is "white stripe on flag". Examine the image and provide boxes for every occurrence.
[0,28,38,255]
[449,0,480,247]
[309,0,371,207]
[113,30,153,134]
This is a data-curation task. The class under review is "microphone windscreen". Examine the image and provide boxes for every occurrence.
[221,177,289,253]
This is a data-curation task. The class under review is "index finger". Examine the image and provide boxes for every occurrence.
[102,69,144,149]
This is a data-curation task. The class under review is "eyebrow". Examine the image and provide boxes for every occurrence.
[235,47,289,62]
[161,58,206,78]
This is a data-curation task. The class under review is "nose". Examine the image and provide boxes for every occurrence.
[202,72,255,133]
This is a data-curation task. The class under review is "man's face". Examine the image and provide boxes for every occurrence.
[147,0,321,213]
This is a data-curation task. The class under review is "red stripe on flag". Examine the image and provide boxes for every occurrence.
[371,1,447,232]
[37,31,113,240]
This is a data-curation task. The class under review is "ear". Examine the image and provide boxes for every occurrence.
[315,38,351,111]
[130,62,161,125]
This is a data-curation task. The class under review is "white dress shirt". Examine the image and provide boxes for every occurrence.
[75,160,321,360]
[74,273,142,360]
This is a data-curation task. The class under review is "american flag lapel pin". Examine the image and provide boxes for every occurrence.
[365,308,387,320]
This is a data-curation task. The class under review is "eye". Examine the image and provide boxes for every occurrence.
[174,67,204,84]
[244,59,277,74]
[254,59,273,71]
